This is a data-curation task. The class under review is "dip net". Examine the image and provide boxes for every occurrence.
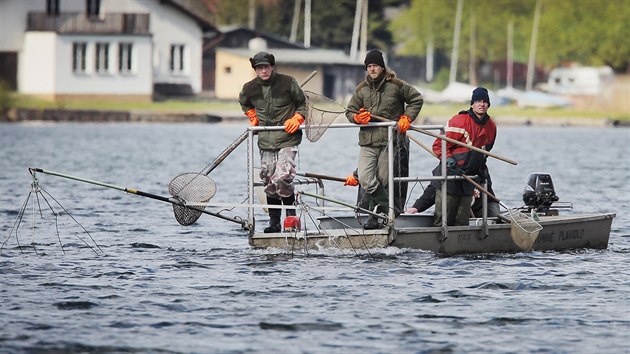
[168,72,318,225]
[507,210,543,251]
[304,91,346,142]
[168,172,217,226]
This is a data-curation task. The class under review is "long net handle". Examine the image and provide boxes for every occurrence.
[199,71,318,176]
[202,131,248,175]
[459,173,500,203]
[411,125,517,166]
[347,108,517,166]
[30,168,246,227]
[299,172,346,183]
[300,70,318,89]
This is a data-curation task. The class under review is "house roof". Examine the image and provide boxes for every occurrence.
[219,48,363,67]
[217,26,306,49]
[162,0,217,33]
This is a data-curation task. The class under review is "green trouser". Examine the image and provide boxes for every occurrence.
[357,145,389,196]
[434,189,473,226]
[358,145,389,215]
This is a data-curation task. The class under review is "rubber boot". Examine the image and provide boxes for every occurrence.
[282,194,296,217]
[264,197,282,233]
[364,186,388,230]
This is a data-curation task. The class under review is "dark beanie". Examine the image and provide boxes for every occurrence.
[249,51,275,68]
[364,50,385,70]
[471,87,490,107]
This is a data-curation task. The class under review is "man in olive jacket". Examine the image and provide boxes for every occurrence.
[346,50,423,229]
[239,51,307,233]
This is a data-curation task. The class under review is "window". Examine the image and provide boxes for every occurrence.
[118,43,133,73]
[72,42,87,73]
[95,42,109,73]
[169,44,185,73]
[86,0,101,17]
[47,0,60,15]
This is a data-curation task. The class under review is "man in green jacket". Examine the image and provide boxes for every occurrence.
[346,50,424,229]
[239,51,307,233]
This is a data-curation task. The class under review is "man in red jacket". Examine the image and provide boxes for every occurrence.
[432,87,497,226]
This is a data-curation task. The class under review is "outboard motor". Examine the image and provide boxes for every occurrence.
[523,173,559,212]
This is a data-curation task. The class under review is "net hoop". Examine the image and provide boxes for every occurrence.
[169,173,217,226]
[304,91,347,142]
[507,210,543,251]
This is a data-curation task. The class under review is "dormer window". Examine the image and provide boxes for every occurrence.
[47,0,60,15]
[86,0,101,17]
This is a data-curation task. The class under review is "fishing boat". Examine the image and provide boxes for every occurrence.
[244,123,615,255]
[22,122,615,257]
[252,212,614,256]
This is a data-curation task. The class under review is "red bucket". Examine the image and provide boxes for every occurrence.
[283,216,301,232]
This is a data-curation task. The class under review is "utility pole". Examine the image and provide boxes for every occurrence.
[449,0,463,84]
[526,0,542,91]
[426,0,434,82]
[350,0,362,60]
[303,0,311,48]
[507,21,514,88]
[290,0,301,43]
[427,39,434,82]
[469,8,477,86]
[248,0,255,30]
[359,0,368,60]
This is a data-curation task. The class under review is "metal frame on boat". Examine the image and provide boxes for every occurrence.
[244,123,615,255]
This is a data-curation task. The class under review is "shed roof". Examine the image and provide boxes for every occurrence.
[219,48,363,67]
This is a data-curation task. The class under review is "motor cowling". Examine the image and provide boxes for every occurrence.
[523,173,559,210]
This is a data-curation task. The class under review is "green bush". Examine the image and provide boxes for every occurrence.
[0,80,15,117]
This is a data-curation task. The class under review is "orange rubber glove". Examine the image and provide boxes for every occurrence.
[353,108,371,124]
[284,112,304,134]
[344,174,359,186]
[245,108,258,126]
[398,114,412,133]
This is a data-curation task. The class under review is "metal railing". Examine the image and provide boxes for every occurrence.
[27,12,150,35]
[244,122,493,240]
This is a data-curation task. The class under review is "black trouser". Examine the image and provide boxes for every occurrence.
[267,194,296,224]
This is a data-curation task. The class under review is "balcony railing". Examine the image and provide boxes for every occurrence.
[27,12,150,35]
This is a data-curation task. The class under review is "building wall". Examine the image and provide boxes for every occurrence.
[0,0,34,51]
[56,35,153,95]
[19,32,56,94]
[215,51,324,100]
[3,0,204,96]
[19,32,152,96]
[275,65,322,94]
[102,0,203,93]
[215,51,254,100]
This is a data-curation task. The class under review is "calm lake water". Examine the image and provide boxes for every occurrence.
[1,122,629,353]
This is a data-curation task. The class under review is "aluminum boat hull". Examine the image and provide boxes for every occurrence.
[249,213,615,256]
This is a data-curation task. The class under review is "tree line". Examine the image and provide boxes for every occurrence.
[213,0,629,73]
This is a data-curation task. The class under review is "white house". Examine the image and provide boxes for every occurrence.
[544,66,615,96]
[0,0,216,101]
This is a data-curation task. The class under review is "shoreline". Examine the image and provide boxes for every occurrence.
[2,108,628,127]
